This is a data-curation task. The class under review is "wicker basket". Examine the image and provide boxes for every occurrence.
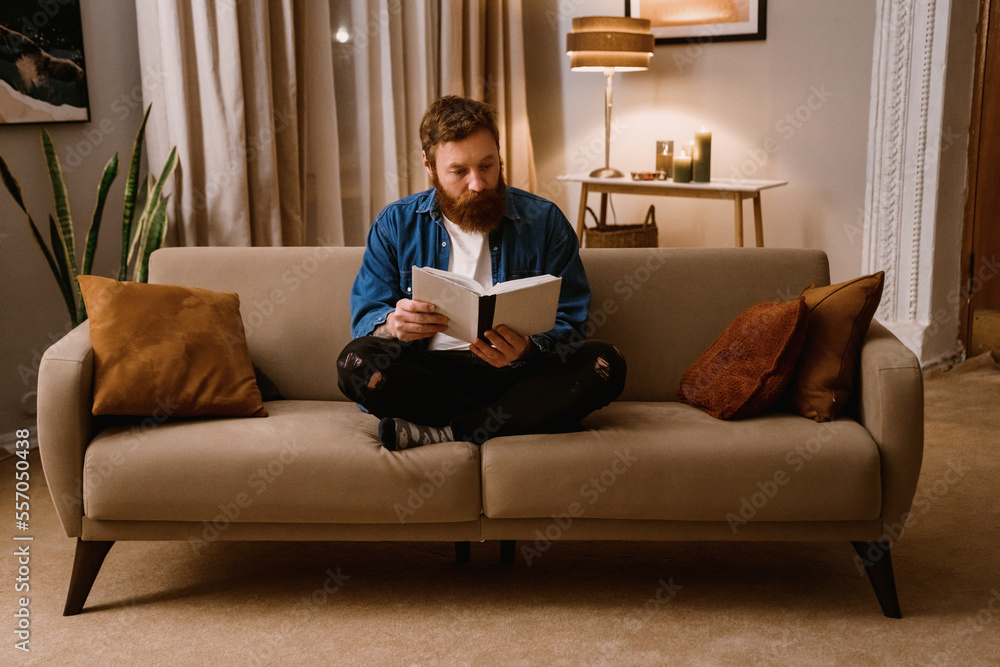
[583,204,659,248]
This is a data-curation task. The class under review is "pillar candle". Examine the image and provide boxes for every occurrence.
[655,140,673,177]
[693,127,712,182]
[673,150,692,183]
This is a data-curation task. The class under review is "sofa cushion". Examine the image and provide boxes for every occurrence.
[481,402,881,523]
[678,298,808,419]
[77,275,266,418]
[787,272,885,421]
[82,401,482,524]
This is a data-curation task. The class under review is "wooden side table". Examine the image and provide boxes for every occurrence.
[557,174,788,247]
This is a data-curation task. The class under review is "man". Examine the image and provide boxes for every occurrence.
[337,96,625,450]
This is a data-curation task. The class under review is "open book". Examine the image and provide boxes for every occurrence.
[411,266,562,343]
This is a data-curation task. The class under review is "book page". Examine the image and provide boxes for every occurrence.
[411,266,482,342]
[412,266,485,296]
[487,273,561,295]
[491,275,562,337]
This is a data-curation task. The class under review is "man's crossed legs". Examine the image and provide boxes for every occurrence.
[337,337,627,450]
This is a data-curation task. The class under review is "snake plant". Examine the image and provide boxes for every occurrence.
[0,105,179,326]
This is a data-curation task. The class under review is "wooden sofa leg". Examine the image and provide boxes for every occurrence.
[500,540,515,564]
[455,541,471,564]
[851,541,902,618]
[64,539,114,616]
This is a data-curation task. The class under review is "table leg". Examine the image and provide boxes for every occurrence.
[733,194,744,247]
[576,183,590,241]
[752,194,764,247]
[599,193,609,227]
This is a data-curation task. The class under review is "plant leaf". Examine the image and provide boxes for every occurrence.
[127,176,155,271]
[0,154,29,212]
[30,211,75,322]
[1,153,78,322]
[41,129,84,319]
[137,195,170,283]
[48,214,69,288]
[24,213,63,301]
[48,215,78,323]
[147,146,179,216]
[83,154,119,276]
[128,177,150,248]
[127,148,178,275]
[119,104,152,280]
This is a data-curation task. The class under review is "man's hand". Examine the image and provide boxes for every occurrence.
[470,325,534,367]
[386,299,448,341]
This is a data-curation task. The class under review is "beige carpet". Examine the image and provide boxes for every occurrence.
[3,354,999,666]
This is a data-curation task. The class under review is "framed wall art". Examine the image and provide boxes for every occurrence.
[628,0,767,46]
[0,0,90,124]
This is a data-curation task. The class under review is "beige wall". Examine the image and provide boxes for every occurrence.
[0,3,144,439]
[525,0,878,283]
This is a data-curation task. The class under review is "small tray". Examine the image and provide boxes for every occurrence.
[630,171,669,181]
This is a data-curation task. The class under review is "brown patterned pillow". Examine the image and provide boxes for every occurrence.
[787,272,885,421]
[77,275,267,418]
[678,298,809,419]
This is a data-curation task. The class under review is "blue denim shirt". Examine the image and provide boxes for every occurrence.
[350,186,591,352]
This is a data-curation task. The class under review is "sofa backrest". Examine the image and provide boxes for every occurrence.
[150,247,363,402]
[580,248,829,401]
[149,246,829,403]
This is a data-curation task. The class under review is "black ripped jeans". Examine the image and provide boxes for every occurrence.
[337,337,627,444]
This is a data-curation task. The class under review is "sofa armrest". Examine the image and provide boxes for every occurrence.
[37,322,95,538]
[855,319,924,541]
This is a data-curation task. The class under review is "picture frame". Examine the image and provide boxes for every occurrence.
[627,0,767,46]
[0,0,90,124]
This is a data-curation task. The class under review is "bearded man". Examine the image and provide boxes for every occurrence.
[337,96,626,450]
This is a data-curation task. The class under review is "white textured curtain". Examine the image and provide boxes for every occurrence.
[331,0,536,246]
[135,0,344,247]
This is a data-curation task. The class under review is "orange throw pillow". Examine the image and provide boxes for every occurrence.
[77,275,266,418]
[678,298,809,419]
[787,272,885,421]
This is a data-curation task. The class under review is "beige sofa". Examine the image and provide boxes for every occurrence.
[38,246,923,617]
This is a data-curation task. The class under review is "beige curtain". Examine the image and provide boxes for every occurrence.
[333,0,537,245]
[439,0,536,192]
[135,0,344,247]
[136,0,534,248]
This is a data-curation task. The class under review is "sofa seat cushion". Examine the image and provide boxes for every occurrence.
[83,401,481,524]
[481,402,881,523]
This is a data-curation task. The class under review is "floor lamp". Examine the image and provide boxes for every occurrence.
[566,16,654,178]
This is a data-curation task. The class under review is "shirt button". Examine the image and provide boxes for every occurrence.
[492,246,498,251]
[406,287,411,293]
[441,241,447,247]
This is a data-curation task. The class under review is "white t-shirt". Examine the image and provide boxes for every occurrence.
[428,216,492,350]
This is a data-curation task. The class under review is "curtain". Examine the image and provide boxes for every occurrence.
[439,0,536,192]
[135,0,343,247]
[332,0,536,246]
[136,0,535,248]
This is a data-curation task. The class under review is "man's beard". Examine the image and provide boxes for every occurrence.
[432,171,506,234]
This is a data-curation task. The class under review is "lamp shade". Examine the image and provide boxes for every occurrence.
[566,16,654,71]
